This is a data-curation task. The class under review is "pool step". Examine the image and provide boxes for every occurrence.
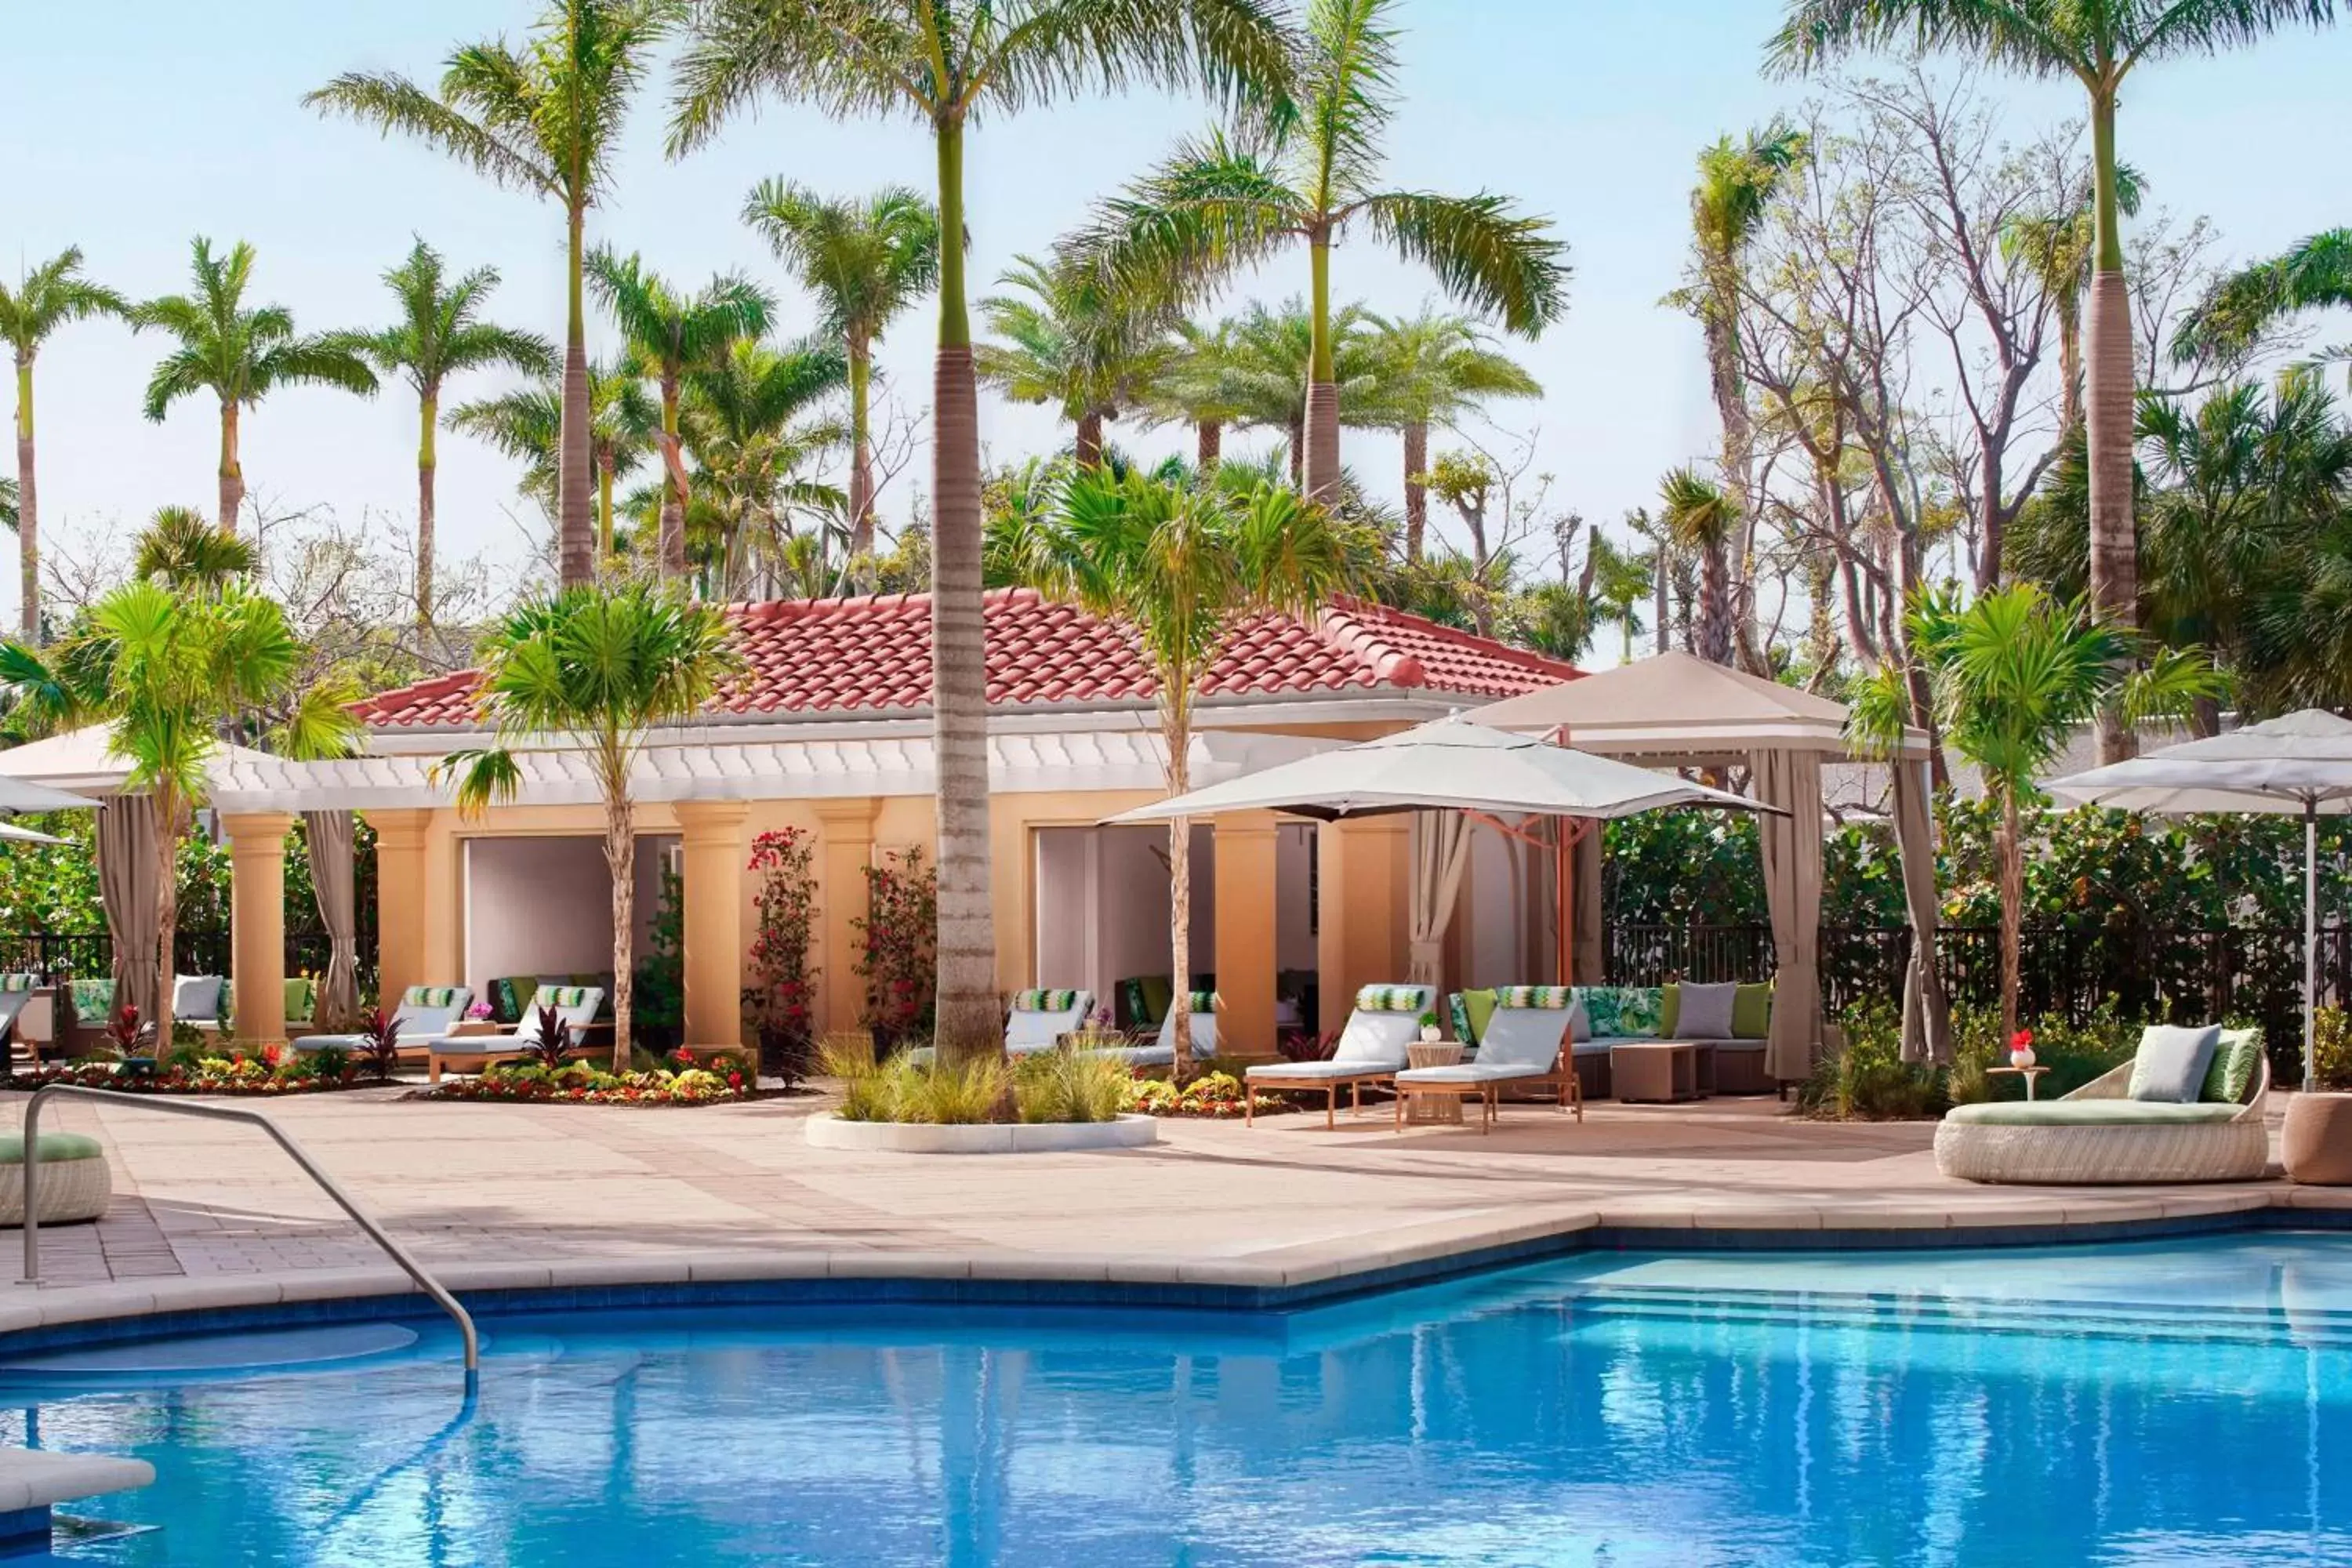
[0,1449,154,1556]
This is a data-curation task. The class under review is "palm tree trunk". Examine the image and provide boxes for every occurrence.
[1304,232,1341,506]
[1697,539,1731,665]
[597,448,615,559]
[603,786,634,1074]
[1287,415,1305,487]
[2085,86,2137,766]
[1163,695,1193,1083]
[1075,410,1105,470]
[930,114,1000,1069]
[557,201,595,586]
[848,336,876,574]
[1403,420,1428,562]
[417,389,437,625]
[1998,784,2022,1047]
[659,372,686,577]
[1196,419,1221,474]
[217,399,244,532]
[14,357,36,644]
[1653,540,1670,655]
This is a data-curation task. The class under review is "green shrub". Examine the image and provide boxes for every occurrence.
[303,1044,353,1083]
[1014,1048,1129,1124]
[1799,999,1943,1120]
[897,1057,1007,1124]
[2313,1006,2352,1091]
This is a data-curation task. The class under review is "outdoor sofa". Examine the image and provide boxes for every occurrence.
[417,985,607,1081]
[1396,988,1581,1132]
[1936,1025,2270,1185]
[1450,981,1778,1100]
[1245,984,1432,1128]
[292,985,474,1064]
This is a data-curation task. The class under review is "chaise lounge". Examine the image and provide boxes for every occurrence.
[419,985,606,1082]
[292,985,474,1064]
[1245,985,1431,1128]
[1087,994,1218,1071]
[1396,988,1581,1132]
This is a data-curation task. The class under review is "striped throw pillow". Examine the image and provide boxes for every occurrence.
[404,985,464,1009]
[1011,989,1078,1014]
[538,984,594,1011]
[0,973,38,993]
[1497,985,1572,1010]
[1185,990,1217,1012]
[1355,985,1425,1012]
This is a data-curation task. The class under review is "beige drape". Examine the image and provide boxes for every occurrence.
[1571,827,1604,985]
[1755,748,1823,1082]
[1893,757,1954,1064]
[96,793,160,1022]
[1407,809,1472,993]
[303,809,361,1033]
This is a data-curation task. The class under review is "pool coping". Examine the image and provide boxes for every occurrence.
[5,1189,2351,1362]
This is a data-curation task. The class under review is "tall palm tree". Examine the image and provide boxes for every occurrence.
[586,249,772,578]
[978,253,1173,469]
[1078,0,1568,505]
[1658,466,1737,666]
[675,336,849,596]
[2177,227,2352,366]
[1218,297,1382,485]
[1143,317,1248,473]
[987,466,1369,1076]
[306,0,671,586]
[670,0,1294,1065]
[744,181,942,571]
[450,360,659,559]
[135,238,379,532]
[2,249,129,643]
[1587,531,1654,663]
[2001,165,2145,433]
[1771,0,2341,765]
[1360,307,1540,562]
[446,580,745,1071]
[358,241,555,622]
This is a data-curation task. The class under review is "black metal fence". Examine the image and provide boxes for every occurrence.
[0,931,354,989]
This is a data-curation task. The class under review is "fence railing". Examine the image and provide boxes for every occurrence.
[0,930,361,990]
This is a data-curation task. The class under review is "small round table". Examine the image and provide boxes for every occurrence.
[1406,1041,1464,1124]
[1986,1065,2050,1101]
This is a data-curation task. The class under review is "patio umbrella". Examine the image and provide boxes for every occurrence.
[2048,709,2352,1085]
[0,775,98,815]
[0,821,69,846]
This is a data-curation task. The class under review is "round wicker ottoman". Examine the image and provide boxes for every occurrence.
[1934,1117,2270,1185]
[0,1133,114,1225]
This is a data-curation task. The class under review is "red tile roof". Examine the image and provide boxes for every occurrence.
[352,589,1580,730]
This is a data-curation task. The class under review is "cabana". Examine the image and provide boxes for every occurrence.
[1473,652,1944,1083]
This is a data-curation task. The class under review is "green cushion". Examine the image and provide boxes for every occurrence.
[1461,989,1498,1045]
[2201,1027,2263,1105]
[1659,983,1680,1037]
[68,978,114,1023]
[1732,983,1773,1040]
[285,977,316,1020]
[0,1133,105,1164]
[1945,1100,2245,1127]
[1139,975,1174,1028]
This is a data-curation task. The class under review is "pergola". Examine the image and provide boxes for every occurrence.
[1473,652,1945,1081]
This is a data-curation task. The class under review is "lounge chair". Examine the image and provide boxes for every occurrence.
[1395,993,1581,1133]
[1087,1001,1218,1071]
[1245,985,1432,1129]
[1004,989,1094,1058]
[292,985,474,1064]
[1936,1025,2270,1185]
[0,975,42,1060]
[419,985,605,1082]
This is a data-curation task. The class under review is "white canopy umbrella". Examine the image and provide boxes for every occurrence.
[0,775,98,815]
[2048,709,2352,1085]
[0,821,69,846]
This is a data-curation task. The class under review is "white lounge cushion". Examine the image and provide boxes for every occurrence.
[1397,1062,1553,1086]
[1474,1007,1569,1070]
[1247,1058,1400,1082]
[420,985,604,1051]
[1152,1008,1218,1059]
[1005,989,1093,1049]
[1331,986,1432,1067]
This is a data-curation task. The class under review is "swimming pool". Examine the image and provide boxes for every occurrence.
[5,1232,2350,1566]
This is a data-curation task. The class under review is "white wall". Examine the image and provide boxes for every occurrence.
[464,837,617,993]
[1033,825,1214,1003]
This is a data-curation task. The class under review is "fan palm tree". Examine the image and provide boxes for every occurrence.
[1360,307,1540,561]
[450,359,659,559]
[1849,583,2220,1044]
[670,0,1295,1065]
[987,466,1370,1076]
[1684,123,1806,538]
[2177,227,2352,367]
[2,249,129,643]
[2001,165,2145,433]
[132,505,260,593]
[743,181,941,571]
[358,241,555,622]
[1076,0,1568,506]
[444,580,745,1070]
[306,0,671,586]
[1658,466,1738,666]
[1771,0,2341,765]
[135,237,379,532]
[586,249,772,578]
[675,336,849,596]
[978,253,1173,470]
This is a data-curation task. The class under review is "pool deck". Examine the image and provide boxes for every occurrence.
[2,1085,2347,1336]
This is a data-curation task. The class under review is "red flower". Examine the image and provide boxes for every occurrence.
[2009,1029,2034,1050]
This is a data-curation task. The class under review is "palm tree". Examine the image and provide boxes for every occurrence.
[2,249,129,643]
[744,181,941,572]
[586,249,772,578]
[450,359,659,559]
[670,0,1294,1065]
[135,238,377,532]
[306,0,671,586]
[2000,165,2145,433]
[132,504,259,592]
[358,241,555,622]
[2177,227,2352,366]
[1658,466,1737,666]
[1587,531,1654,662]
[1218,297,1383,485]
[1360,307,1540,562]
[445,580,745,1070]
[1077,0,1568,505]
[978,254,1172,470]
[675,336,849,596]
[1771,0,2341,765]
[1143,317,1248,473]
[987,466,1369,1076]
[1849,583,2219,1044]
[0,478,14,533]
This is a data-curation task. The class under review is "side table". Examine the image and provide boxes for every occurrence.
[1985,1065,2050,1102]
[1405,1041,1464,1124]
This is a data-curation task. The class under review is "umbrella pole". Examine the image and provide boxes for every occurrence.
[2309,800,2319,1090]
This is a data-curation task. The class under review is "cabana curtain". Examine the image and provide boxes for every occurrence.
[96,793,160,1023]
[1407,809,1472,992]
[303,809,361,1033]
[1755,749,1824,1081]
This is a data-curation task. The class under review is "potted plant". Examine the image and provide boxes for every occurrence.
[2285,1007,2352,1183]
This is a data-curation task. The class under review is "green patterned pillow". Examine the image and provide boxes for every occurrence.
[1577,986,1663,1040]
[1011,989,1079,1014]
[0,973,38,993]
[69,978,114,1023]
[1617,987,1663,1035]
[1185,989,1216,1012]
[2201,1027,2263,1104]
[1497,985,1571,1010]
[1447,992,1474,1044]
[403,985,464,1010]
[1355,985,1425,1012]
[538,984,595,1011]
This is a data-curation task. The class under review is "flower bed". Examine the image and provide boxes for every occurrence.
[1121,1071,1290,1120]
[13,1044,379,1097]
[415,1054,752,1107]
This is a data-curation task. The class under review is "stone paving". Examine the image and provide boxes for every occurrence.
[1,1083,2339,1334]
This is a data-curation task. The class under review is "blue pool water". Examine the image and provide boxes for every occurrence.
[5,1233,2352,1566]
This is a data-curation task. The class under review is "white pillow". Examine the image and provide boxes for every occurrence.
[174,974,224,1022]
[1675,982,1739,1040]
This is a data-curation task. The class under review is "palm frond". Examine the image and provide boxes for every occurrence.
[305,71,558,195]
[1354,191,1569,336]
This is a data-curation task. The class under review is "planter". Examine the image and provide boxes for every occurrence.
[804,1112,1158,1155]
[2284,1091,2352,1184]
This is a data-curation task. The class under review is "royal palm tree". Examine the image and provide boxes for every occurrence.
[2,249,129,643]
[987,466,1369,1076]
[450,359,659,559]
[307,0,671,586]
[1658,466,1737,666]
[1144,317,1248,473]
[358,241,555,622]
[675,336,848,595]
[1588,531,1655,663]
[446,580,745,1070]
[978,253,1173,470]
[670,0,1294,1065]
[135,238,378,532]
[2178,227,2352,365]
[1771,0,2341,765]
[586,250,771,579]
[2001,165,2144,433]
[1078,0,1568,505]
[1361,307,1539,562]
[744,181,941,571]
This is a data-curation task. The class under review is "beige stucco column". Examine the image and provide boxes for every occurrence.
[674,801,750,1049]
[1317,815,1410,1036]
[223,811,296,1046]
[813,798,881,1038]
[368,809,432,1009]
[1212,811,1281,1058]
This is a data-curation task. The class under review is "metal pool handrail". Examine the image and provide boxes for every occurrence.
[16,1084,479,1389]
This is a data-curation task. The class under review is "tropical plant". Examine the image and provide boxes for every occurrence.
[2178,227,2352,368]
[2,249,130,642]
[1770,0,2341,766]
[1362,307,1540,561]
[671,0,1295,1065]
[1657,466,1738,665]
[518,1003,575,1071]
[442,579,744,1071]
[978,252,1174,470]
[1587,532,1655,662]
[307,0,670,585]
[1142,316,1247,472]
[448,358,659,557]
[1077,0,1568,504]
[356,241,554,621]
[1214,298,1383,485]
[358,1005,403,1083]
[132,506,258,593]
[135,237,379,531]
[989,466,1370,1076]
[744,181,942,573]
[673,336,848,595]
[1847,583,2220,1044]
[586,249,772,575]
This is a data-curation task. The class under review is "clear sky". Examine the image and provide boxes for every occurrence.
[8,1,2351,630]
